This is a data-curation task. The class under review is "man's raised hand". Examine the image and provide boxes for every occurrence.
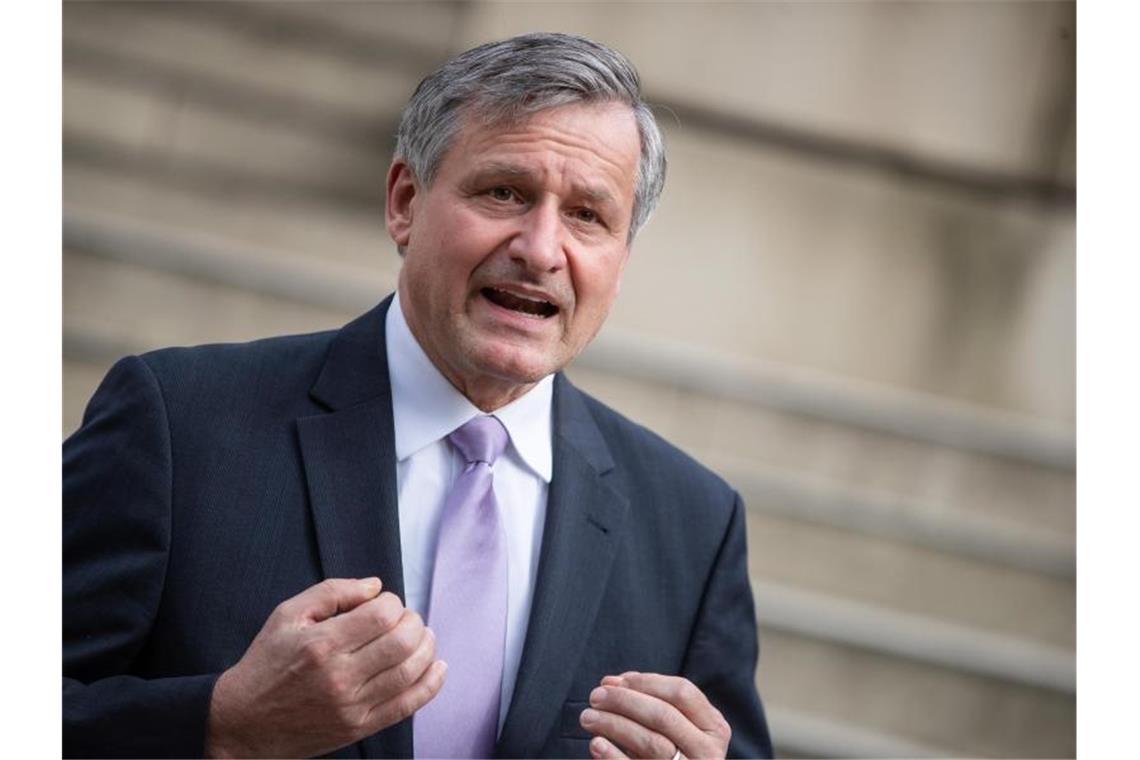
[205,577,446,758]
[579,672,731,759]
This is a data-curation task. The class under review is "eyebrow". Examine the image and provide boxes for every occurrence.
[469,162,616,205]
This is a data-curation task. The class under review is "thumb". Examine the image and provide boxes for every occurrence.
[286,577,383,624]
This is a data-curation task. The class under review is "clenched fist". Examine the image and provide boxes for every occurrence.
[205,577,446,758]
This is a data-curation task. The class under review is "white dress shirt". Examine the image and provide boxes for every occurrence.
[385,292,553,734]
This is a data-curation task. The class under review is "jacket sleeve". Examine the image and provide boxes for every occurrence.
[63,355,220,758]
[680,492,774,759]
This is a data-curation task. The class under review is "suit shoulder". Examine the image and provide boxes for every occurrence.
[121,328,343,420]
[137,328,337,384]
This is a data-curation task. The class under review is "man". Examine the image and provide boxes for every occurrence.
[64,33,773,759]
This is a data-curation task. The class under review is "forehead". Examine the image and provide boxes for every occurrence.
[441,102,641,200]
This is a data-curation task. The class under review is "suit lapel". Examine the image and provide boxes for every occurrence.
[496,375,630,758]
[296,296,413,759]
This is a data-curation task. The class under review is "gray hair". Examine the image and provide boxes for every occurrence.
[394,32,666,241]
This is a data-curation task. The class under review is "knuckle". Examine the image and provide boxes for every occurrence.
[632,729,659,758]
[270,599,294,624]
[384,623,415,659]
[396,620,427,657]
[393,657,423,690]
[374,593,404,630]
[651,702,675,731]
[649,734,674,758]
[320,666,352,701]
[711,706,729,731]
[298,635,333,666]
[677,678,701,705]
[334,703,366,734]
[404,611,426,642]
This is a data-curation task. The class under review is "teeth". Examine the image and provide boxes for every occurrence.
[483,287,558,317]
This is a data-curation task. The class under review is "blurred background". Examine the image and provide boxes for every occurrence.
[62,1,1076,757]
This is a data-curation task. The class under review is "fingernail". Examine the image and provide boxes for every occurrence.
[589,686,607,705]
[580,708,600,726]
[591,736,610,755]
[362,577,382,592]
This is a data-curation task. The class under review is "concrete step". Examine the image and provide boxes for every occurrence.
[62,249,357,358]
[745,514,1073,649]
[64,163,397,277]
[63,0,432,124]
[568,363,1072,533]
[758,626,1074,758]
[63,73,384,205]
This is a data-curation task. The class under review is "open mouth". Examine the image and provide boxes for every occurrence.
[481,287,559,318]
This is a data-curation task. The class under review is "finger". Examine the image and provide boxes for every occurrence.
[321,591,405,651]
[580,706,675,760]
[352,608,428,677]
[615,673,728,736]
[357,624,437,705]
[589,735,629,759]
[275,577,383,624]
[589,684,706,756]
[363,659,448,733]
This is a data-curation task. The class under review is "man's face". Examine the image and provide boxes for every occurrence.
[387,101,641,408]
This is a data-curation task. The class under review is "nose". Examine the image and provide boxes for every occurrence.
[507,201,566,274]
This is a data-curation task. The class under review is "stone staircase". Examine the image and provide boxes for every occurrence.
[63,3,1075,757]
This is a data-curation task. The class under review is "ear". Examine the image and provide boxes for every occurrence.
[385,160,419,248]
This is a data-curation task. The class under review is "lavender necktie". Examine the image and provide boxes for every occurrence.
[414,415,509,759]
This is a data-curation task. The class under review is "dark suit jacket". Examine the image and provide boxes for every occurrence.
[63,297,773,758]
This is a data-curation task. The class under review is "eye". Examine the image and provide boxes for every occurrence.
[488,186,517,202]
[573,207,600,224]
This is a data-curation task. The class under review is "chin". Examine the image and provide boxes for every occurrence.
[469,341,562,386]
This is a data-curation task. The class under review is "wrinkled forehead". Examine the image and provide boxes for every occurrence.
[451,101,640,197]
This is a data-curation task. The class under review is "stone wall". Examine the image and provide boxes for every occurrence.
[63,2,1076,755]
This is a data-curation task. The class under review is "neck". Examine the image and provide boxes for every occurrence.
[396,288,539,413]
[454,377,538,413]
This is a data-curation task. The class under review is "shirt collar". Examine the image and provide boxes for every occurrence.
[386,291,553,482]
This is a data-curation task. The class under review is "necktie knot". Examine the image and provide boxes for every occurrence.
[448,415,509,466]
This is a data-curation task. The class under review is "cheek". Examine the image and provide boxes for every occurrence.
[574,256,625,311]
[432,214,503,276]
